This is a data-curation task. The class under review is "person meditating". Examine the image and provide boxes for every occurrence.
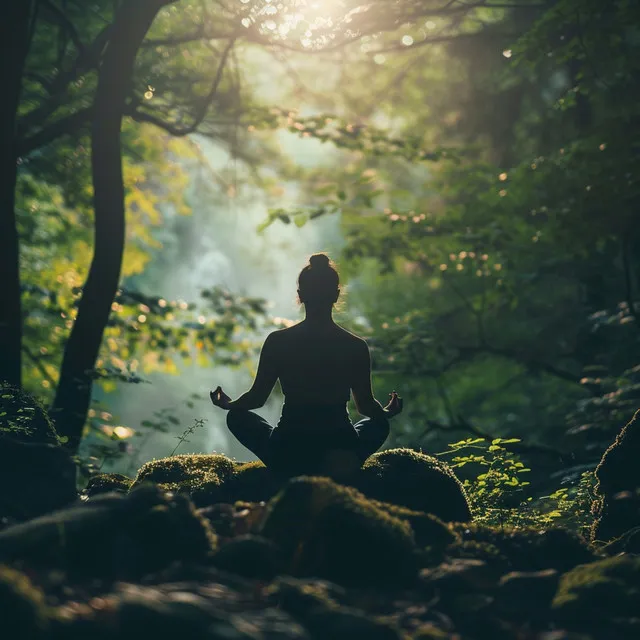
[209,253,403,478]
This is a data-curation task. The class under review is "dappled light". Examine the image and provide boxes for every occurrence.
[1,0,640,638]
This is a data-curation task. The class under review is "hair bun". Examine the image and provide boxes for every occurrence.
[309,253,330,268]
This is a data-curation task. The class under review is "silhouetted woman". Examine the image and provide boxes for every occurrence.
[209,253,403,477]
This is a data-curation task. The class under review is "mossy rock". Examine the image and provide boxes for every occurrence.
[260,476,421,586]
[449,523,595,573]
[552,555,640,621]
[85,473,133,497]
[591,410,640,543]
[0,384,60,445]
[368,500,458,551]
[0,485,217,579]
[132,454,236,507]
[0,565,49,640]
[132,455,284,506]
[357,448,472,523]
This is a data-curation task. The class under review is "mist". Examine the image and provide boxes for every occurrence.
[95,132,344,470]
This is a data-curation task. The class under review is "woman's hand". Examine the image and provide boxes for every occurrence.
[384,391,403,417]
[210,385,232,410]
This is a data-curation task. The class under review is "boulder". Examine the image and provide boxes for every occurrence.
[591,409,640,543]
[132,454,236,507]
[0,383,60,445]
[357,448,472,523]
[552,555,640,623]
[448,523,595,573]
[0,485,216,579]
[0,435,76,522]
[259,476,422,586]
[85,473,133,498]
[0,386,76,522]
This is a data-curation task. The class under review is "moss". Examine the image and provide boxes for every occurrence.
[0,485,216,579]
[266,576,343,615]
[552,555,640,621]
[369,500,458,551]
[0,565,49,640]
[357,448,472,523]
[122,486,218,577]
[132,454,235,507]
[85,473,132,497]
[591,410,640,543]
[0,383,60,445]
[260,476,419,586]
[449,522,595,573]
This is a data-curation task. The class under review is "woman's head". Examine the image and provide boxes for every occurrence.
[297,253,340,310]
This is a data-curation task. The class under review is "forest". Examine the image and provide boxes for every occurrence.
[1,1,639,639]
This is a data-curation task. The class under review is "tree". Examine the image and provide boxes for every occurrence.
[0,1,37,386]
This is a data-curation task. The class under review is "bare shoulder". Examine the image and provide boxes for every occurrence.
[264,323,301,345]
[335,325,369,354]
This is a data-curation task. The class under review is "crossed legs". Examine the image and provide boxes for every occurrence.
[226,409,389,467]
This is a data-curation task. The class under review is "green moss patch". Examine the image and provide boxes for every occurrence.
[0,383,60,445]
[133,454,236,507]
[358,448,472,523]
[85,473,133,497]
[553,555,640,621]
[449,522,595,573]
[260,476,421,586]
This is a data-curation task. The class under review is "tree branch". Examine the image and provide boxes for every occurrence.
[129,36,236,136]
[17,106,93,156]
[39,0,86,55]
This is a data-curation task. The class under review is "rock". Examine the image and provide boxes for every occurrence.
[132,454,236,507]
[591,410,640,543]
[357,448,472,523]
[552,555,640,624]
[85,473,132,498]
[0,565,49,640]
[53,582,310,640]
[496,568,559,614]
[266,576,345,616]
[0,435,76,522]
[303,608,402,640]
[213,535,283,581]
[419,558,498,593]
[0,485,216,579]
[0,384,60,445]
[266,577,401,640]
[260,476,420,586]
[0,385,76,522]
[449,523,595,573]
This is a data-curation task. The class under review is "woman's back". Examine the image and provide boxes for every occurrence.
[273,321,363,407]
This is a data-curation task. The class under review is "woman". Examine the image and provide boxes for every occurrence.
[209,253,403,477]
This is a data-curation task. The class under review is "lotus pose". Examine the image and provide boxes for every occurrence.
[210,253,403,476]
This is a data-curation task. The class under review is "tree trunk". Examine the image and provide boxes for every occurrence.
[51,0,165,452]
[0,2,36,386]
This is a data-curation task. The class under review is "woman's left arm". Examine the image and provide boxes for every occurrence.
[213,333,279,411]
